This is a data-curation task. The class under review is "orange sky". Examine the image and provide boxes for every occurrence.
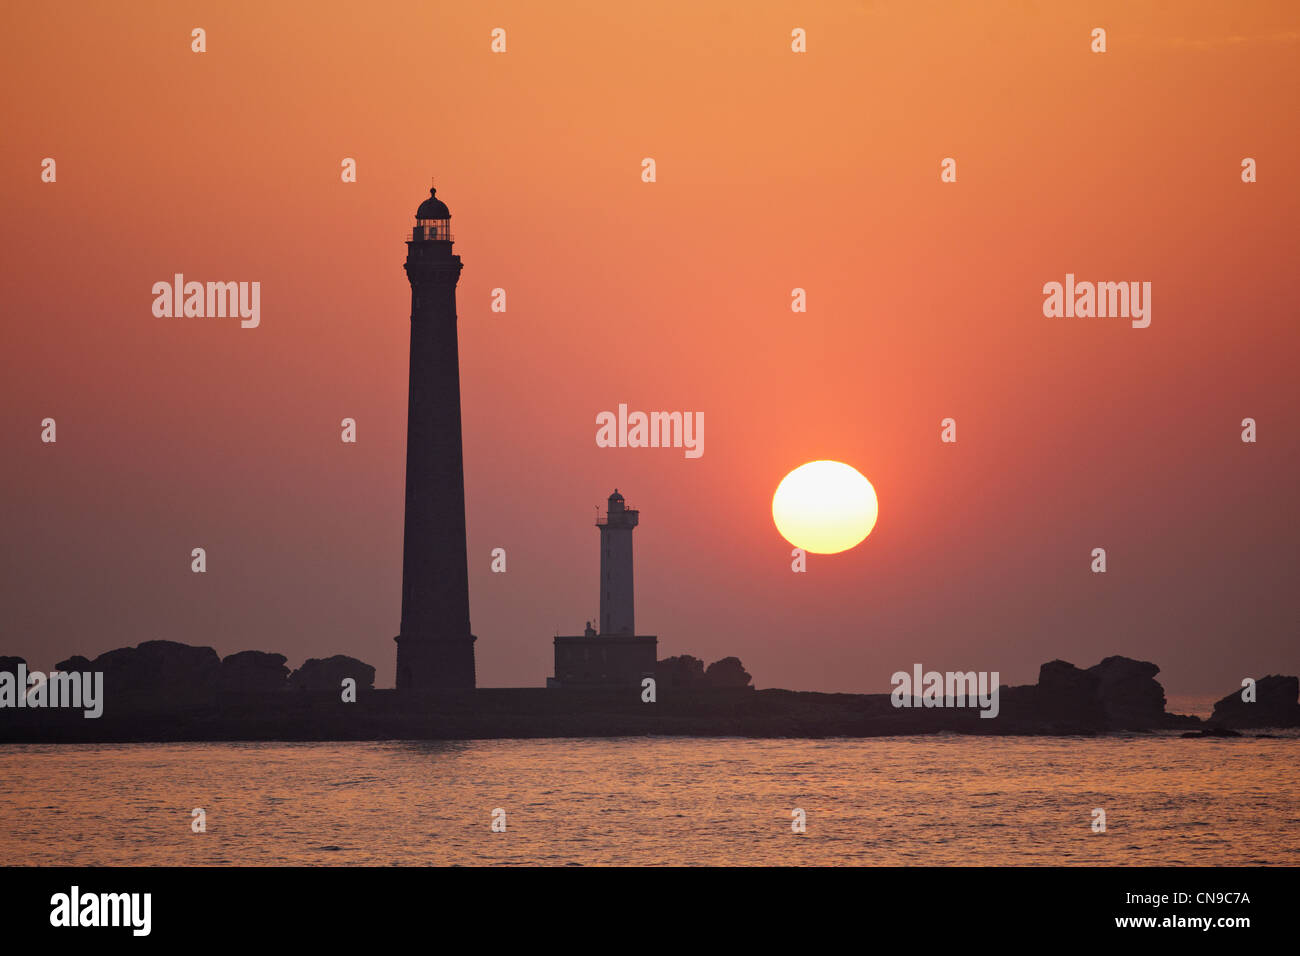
[2,0,1297,694]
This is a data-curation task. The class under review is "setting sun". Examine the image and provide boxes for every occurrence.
[772,461,879,555]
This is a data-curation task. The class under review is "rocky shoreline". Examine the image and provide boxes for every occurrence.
[1,643,1296,743]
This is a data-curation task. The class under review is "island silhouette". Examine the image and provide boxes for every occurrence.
[1,642,1297,743]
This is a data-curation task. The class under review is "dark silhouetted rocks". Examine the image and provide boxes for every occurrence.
[53,655,92,672]
[1034,660,1105,726]
[656,655,705,688]
[50,640,222,710]
[0,657,26,674]
[704,656,753,689]
[1087,656,1166,730]
[220,651,290,694]
[997,656,1192,732]
[1210,675,1300,729]
[6,640,1295,743]
[289,655,375,694]
[656,655,755,690]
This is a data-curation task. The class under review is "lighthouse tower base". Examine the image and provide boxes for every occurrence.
[394,633,477,692]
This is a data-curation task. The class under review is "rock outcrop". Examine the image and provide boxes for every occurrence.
[53,655,92,672]
[288,655,375,694]
[1035,659,1105,726]
[53,640,222,708]
[220,651,290,693]
[1210,675,1300,728]
[704,656,753,689]
[1086,656,1167,730]
[656,655,706,688]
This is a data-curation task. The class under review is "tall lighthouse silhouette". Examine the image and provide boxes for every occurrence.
[394,187,476,690]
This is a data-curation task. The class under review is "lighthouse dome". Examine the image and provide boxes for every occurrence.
[416,187,450,220]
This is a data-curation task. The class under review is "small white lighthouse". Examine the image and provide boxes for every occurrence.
[549,489,657,688]
[597,489,638,635]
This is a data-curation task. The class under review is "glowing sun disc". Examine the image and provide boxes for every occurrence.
[772,460,878,554]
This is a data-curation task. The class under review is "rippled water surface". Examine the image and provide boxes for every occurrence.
[1,735,1296,865]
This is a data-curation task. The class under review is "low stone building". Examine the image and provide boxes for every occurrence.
[551,623,657,688]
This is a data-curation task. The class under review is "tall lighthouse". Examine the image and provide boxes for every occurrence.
[394,187,476,691]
